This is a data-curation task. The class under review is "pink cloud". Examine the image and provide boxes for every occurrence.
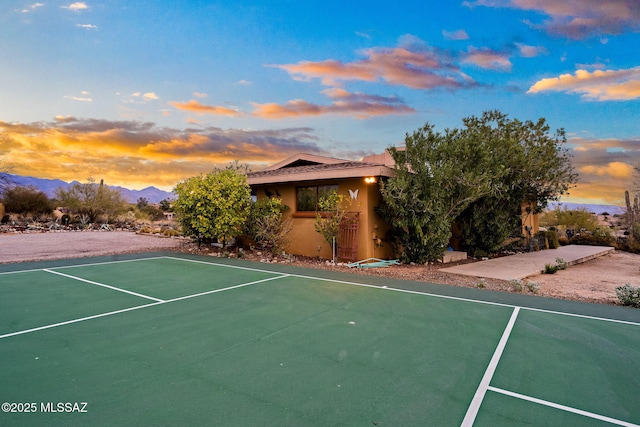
[252,88,415,119]
[273,42,475,90]
[465,0,640,39]
[462,47,512,71]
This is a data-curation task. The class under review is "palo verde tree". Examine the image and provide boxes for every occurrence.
[455,111,576,256]
[55,179,127,223]
[379,122,496,263]
[173,163,252,246]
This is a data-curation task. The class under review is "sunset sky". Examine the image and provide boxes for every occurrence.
[1,0,639,205]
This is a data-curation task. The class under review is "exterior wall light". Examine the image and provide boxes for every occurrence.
[364,177,377,184]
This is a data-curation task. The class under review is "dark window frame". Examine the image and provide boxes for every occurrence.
[295,184,338,212]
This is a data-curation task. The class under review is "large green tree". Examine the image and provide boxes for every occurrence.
[455,111,577,256]
[173,164,251,245]
[379,122,496,263]
[55,179,127,222]
[379,110,576,262]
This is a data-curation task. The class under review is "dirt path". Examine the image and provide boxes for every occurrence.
[0,231,186,264]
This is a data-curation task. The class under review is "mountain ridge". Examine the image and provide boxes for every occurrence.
[2,174,174,204]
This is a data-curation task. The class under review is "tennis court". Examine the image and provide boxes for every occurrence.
[1,252,639,426]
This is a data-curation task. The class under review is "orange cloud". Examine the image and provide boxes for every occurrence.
[251,88,415,119]
[465,0,640,38]
[579,162,634,179]
[528,67,640,100]
[169,100,242,116]
[564,135,640,204]
[273,42,475,90]
[0,118,343,190]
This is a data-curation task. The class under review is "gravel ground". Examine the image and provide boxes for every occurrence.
[0,231,187,264]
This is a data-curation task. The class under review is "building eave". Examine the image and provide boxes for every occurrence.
[248,164,395,186]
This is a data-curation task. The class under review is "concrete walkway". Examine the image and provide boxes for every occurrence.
[440,245,615,281]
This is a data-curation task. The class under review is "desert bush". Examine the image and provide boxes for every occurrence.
[555,258,568,270]
[526,281,541,294]
[570,228,615,246]
[2,185,53,217]
[509,279,524,292]
[475,278,487,289]
[543,263,559,274]
[615,284,640,307]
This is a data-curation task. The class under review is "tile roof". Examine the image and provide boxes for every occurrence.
[247,161,395,185]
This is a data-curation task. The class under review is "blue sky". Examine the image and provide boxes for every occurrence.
[1,0,639,204]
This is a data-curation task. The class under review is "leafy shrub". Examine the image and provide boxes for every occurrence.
[615,284,640,307]
[543,263,559,274]
[246,198,292,256]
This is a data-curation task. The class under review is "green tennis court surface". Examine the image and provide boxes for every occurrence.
[1,253,639,426]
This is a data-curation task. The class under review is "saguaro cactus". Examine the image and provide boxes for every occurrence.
[625,190,639,225]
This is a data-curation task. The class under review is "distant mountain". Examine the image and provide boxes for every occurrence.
[547,201,625,215]
[3,174,174,204]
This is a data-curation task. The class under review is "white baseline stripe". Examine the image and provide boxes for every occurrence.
[44,269,165,302]
[4,255,640,326]
[163,256,640,327]
[0,302,162,339]
[0,273,290,340]
[162,255,291,275]
[0,256,166,276]
[488,386,640,427]
[461,306,520,427]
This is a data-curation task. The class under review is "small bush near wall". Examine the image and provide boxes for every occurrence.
[546,229,560,249]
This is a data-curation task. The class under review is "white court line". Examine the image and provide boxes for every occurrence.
[0,256,166,276]
[461,306,520,427]
[164,256,640,327]
[0,273,290,340]
[0,302,162,339]
[163,274,289,303]
[488,386,640,427]
[44,269,165,302]
[162,255,294,275]
[4,254,640,327]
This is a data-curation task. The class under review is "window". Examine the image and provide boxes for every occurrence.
[296,185,338,211]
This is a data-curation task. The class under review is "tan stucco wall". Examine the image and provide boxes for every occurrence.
[252,177,394,261]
